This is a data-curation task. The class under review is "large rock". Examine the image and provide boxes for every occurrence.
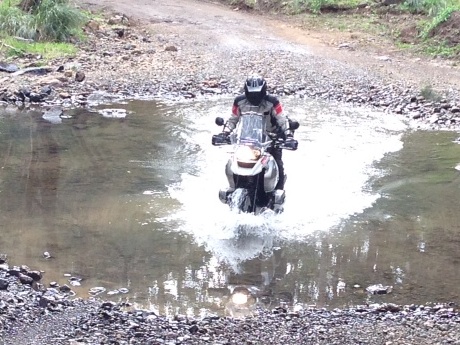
[42,106,64,124]
[0,62,19,73]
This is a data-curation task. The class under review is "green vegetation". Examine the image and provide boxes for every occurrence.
[419,5,456,38]
[401,0,457,16]
[1,36,77,58]
[0,0,87,59]
[420,84,442,101]
[225,0,460,58]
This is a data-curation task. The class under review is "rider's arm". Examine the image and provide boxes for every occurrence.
[225,97,242,132]
[269,97,290,136]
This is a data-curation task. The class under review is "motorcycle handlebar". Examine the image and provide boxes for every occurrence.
[212,134,298,151]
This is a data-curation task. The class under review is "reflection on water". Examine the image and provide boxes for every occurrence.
[0,99,459,316]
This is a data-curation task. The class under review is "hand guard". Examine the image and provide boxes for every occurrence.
[283,136,298,151]
[212,132,231,146]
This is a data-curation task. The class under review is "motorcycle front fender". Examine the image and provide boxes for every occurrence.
[263,156,279,192]
[230,159,264,176]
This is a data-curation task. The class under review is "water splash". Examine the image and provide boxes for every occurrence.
[163,98,406,247]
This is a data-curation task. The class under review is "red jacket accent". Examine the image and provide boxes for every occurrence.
[274,103,283,115]
[232,104,239,116]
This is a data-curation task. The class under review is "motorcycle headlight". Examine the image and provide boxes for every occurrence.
[231,292,249,305]
[235,145,261,162]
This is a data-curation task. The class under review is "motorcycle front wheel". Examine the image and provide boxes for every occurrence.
[229,188,256,214]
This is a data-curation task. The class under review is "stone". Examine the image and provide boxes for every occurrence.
[75,71,86,82]
[19,273,34,285]
[26,270,42,281]
[0,62,19,73]
[165,45,178,52]
[0,278,9,290]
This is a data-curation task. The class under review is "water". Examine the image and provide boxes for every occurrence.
[0,98,459,317]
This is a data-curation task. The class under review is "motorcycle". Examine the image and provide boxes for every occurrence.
[211,112,299,214]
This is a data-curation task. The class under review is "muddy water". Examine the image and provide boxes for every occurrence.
[0,99,459,317]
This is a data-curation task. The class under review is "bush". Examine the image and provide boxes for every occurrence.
[420,5,456,38]
[0,0,87,42]
[34,0,88,41]
[0,3,36,39]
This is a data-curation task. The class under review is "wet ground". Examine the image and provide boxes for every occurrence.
[1,98,459,317]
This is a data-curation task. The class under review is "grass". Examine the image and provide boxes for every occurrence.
[420,84,443,101]
[399,0,459,16]
[421,41,460,57]
[0,0,88,61]
[1,36,77,59]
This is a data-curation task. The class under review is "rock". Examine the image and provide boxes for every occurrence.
[15,88,31,102]
[42,106,64,124]
[18,273,34,285]
[39,76,64,86]
[338,43,354,50]
[114,28,125,38]
[40,85,52,95]
[377,56,391,62]
[28,92,46,102]
[0,62,19,73]
[59,284,71,292]
[86,20,100,32]
[98,109,128,119]
[26,270,42,281]
[381,0,404,5]
[87,91,119,105]
[0,278,9,290]
[429,114,439,124]
[165,45,178,52]
[411,111,422,119]
[366,284,393,295]
[88,286,106,295]
[188,325,199,334]
[38,296,52,308]
[108,15,128,25]
[75,71,86,82]
[11,66,53,76]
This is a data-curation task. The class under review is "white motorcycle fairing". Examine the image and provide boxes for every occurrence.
[225,151,279,192]
[218,112,284,214]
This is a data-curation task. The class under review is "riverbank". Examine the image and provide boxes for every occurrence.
[0,0,459,130]
[1,256,460,344]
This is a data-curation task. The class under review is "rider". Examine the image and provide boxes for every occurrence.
[223,75,293,190]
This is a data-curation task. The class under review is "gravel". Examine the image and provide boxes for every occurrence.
[1,10,459,131]
[2,263,460,345]
[2,4,460,344]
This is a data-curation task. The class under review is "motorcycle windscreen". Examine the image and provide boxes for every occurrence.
[234,112,268,146]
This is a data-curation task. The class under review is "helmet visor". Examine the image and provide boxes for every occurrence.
[245,77,265,92]
[246,84,264,92]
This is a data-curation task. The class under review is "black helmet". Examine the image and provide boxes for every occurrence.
[244,76,267,106]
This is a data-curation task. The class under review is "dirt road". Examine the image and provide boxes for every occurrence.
[82,0,460,94]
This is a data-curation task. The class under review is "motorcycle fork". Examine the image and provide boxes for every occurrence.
[233,173,264,213]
